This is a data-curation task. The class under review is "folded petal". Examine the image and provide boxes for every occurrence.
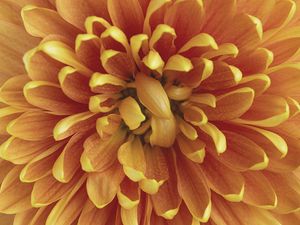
[117,177,140,209]
[135,72,171,118]
[118,137,146,182]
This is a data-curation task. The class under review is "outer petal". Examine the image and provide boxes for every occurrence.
[87,161,124,208]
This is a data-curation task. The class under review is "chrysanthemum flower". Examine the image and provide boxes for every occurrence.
[1,0,300,224]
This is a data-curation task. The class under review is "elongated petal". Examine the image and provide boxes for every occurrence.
[81,130,126,172]
[150,114,176,148]
[0,166,33,214]
[87,161,124,208]
[176,153,211,222]
[21,5,79,40]
[119,97,146,130]
[139,145,169,194]
[7,111,62,141]
[108,0,144,37]
[135,72,171,118]
[242,171,277,209]
[203,153,245,202]
[117,177,140,209]
[118,137,146,182]
[202,87,254,121]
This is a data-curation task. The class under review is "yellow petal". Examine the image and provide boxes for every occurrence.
[118,137,146,182]
[150,114,177,148]
[38,41,93,76]
[135,72,171,118]
[119,97,146,130]
[89,72,126,94]
[198,122,226,154]
[84,16,111,36]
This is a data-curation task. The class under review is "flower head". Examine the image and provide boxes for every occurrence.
[0,0,300,224]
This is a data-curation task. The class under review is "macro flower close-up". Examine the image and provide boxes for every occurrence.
[1,0,300,224]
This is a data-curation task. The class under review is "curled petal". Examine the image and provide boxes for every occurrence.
[135,72,171,118]
[150,114,177,148]
[119,97,146,130]
[118,137,146,182]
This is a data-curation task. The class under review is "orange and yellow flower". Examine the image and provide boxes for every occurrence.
[0,0,300,224]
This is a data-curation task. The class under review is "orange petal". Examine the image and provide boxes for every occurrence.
[139,145,169,194]
[130,34,149,69]
[265,172,300,214]
[117,177,140,209]
[151,152,181,220]
[219,13,262,52]
[203,153,245,202]
[234,94,290,127]
[23,47,63,83]
[84,16,111,36]
[107,0,144,37]
[0,75,32,108]
[200,61,242,90]
[89,72,126,94]
[87,161,124,208]
[213,130,269,171]
[45,177,87,225]
[53,132,88,183]
[100,50,136,80]
[58,66,94,104]
[81,130,126,172]
[78,199,115,225]
[31,171,83,207]
[150,114,177,148]
[56,0,110,30]
[20,142,65,183]
[53,111,96,141]
[176,116,198,141]
[135,72,171,118]
[182,105,208,126]
[175,153,211,222]
[38,41,93,76]
[164,0,204,47]
[176,134,206,163]
[149,24,176,61]
[21,5,79,40]
[96,114,122,139]
[7,111,62,141]
[118,136,146,182]
[24,81,85,115]
[242,171,277,209]
[0,137,53,165]
[75,34,103,72]
[0,107,23,136]
[235,74,271,97]
[0,166,33,214]
[168,203,199,225]
[143,0,172,35]
[202,87,255,121]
